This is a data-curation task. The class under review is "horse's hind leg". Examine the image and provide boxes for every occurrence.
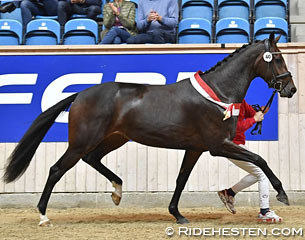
[169,150,202,224]
[82,135,128,206]
[211,139,289,205]
[37,147,82,226]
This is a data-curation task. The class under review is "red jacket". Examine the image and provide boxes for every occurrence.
[233,100,257,145]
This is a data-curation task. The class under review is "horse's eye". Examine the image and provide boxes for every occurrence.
[275,58,282,64]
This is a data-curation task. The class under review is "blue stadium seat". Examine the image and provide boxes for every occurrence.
[63,18,98,45]
[35,15,57,20]
[178,18,211,44]
[0,19,22,45]
[181,0,214,23]
[254,0,287,20]
[216,17,250,43]
[71,14,88,19]
[218,0,250,21]
[254,17,288,42]
[0,1,22,23]
[24,19,60,45]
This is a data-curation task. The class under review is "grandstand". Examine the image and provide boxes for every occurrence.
[0,0,304,44]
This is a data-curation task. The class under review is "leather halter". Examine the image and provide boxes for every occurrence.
[250,39,292,135]
[263,39,292,93]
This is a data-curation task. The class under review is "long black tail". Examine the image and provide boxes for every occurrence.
[4,93,78,183]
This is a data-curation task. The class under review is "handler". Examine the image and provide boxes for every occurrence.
[218,99,282,223]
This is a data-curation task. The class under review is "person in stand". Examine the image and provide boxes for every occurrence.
[20,0,58,28]
[57,0,101,29]
[126,0,178,44]
[218,99,283,223]
[100,0,137,44]
[0,1,19,13]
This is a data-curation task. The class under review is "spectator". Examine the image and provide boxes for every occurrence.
[0,1,19,13]
[58,0,101,27]
[218,100,282,223]
[20,0,58,28]
[100,0,137,44]
[127,0,178,44]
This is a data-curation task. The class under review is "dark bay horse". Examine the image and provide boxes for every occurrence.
[4,33,296,225]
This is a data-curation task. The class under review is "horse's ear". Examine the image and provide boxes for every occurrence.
[269,32,275,43]
[274,34,281,43]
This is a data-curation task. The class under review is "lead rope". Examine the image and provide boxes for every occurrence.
[250,89,277,135]
[251,40,276,135]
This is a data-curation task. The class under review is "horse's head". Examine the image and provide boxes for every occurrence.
[255,33,297,98]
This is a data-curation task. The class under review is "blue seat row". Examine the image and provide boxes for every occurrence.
[0,16,289,45]
[0,18,98,45]
[178,0,289,44]
[181,0,288,23]
[178,16,288,44]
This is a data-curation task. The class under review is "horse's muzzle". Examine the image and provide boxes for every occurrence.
[281,85,297,98]
[288,87,297,98]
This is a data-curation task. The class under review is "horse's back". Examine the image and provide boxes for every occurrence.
[74,80,193,110]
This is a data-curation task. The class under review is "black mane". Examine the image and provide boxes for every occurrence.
[203,43,255,75]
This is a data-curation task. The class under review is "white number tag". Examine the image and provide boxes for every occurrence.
[263,52,273,62]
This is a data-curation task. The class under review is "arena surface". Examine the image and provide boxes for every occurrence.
[0,206,304,239]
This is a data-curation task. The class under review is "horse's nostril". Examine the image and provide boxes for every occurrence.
[291,87,297,94]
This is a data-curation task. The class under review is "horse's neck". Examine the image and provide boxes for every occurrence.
[203,45,262,103]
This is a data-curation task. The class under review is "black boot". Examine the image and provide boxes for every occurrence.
[0,2,17,13]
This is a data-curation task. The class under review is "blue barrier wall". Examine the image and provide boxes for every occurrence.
[0,53,277,142]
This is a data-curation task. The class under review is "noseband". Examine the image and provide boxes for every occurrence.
[263,39,292,93]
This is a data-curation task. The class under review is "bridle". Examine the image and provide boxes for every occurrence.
[251,39,292,135]
[263,38,292,93]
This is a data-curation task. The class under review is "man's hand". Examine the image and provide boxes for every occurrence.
[254,111,264,122]
[153,12,162,22]
[148,10,162,22]
[147,10,156,22]
[71,0,84,4]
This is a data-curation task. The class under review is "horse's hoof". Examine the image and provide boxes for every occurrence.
[38,214,53,227]
[111,192,121,206]
[276,193,290,206]
[38,220,53,227]
[111,181,122,206]
[176,217,189,224]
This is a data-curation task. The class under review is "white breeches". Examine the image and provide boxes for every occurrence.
[228,145,270,209]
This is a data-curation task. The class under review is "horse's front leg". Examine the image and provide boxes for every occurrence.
[211,139,289,205]
[169,150,202,224]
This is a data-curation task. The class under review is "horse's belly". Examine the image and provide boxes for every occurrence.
[126,128,208,151]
